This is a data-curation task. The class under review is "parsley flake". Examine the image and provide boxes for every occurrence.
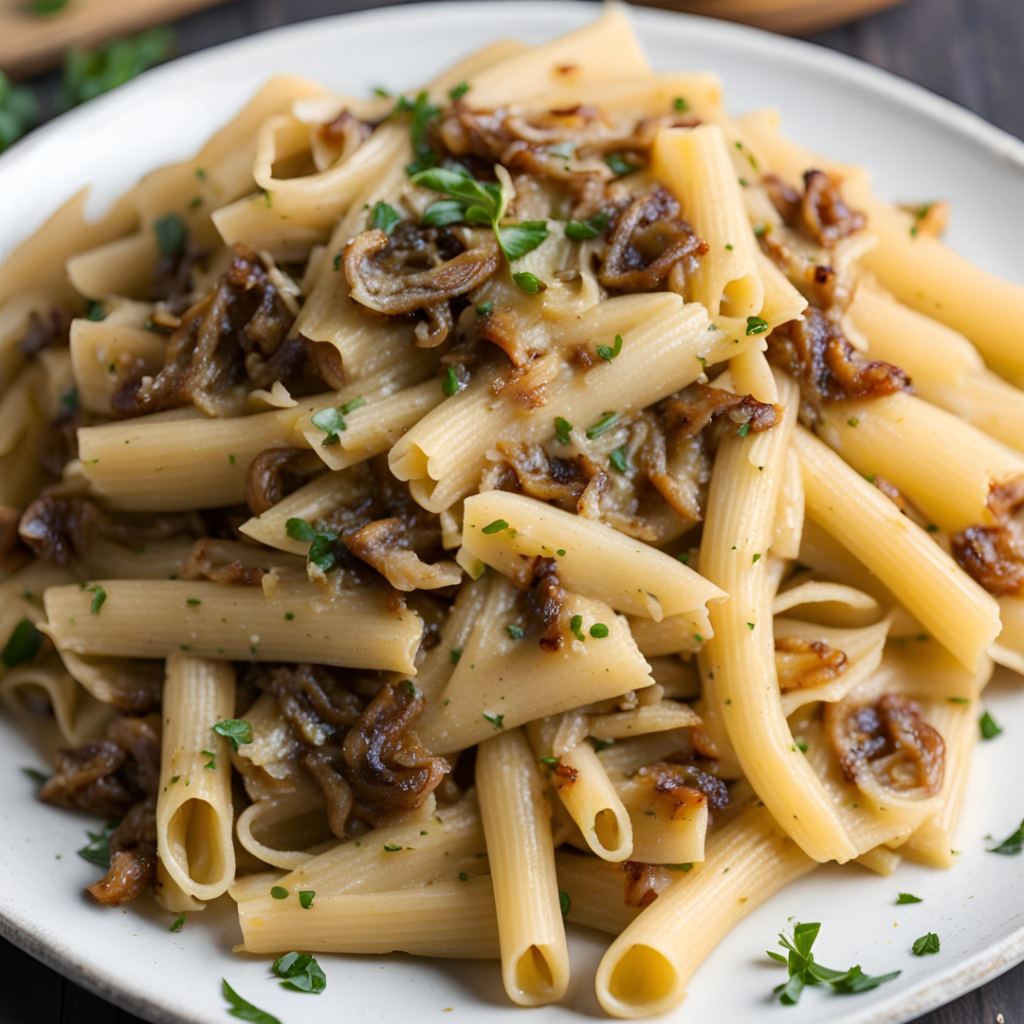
[745,315,770,336]
[565,209,611,240]
[554,416,573,445]
[481,519,510,535]
[896,893,922,904]
[2,619,44,668]
[298,889,316,909]
[596,333,623,362]
[212,719,253,753]
[270,886,289,899]
[223,980,281,1024]
[589,623,609,638]
[370,201,402,235]
[988,819,1024,855]
[586,411,620,440]
[273,951,327,994]
[912,932,940,956]
[980,710,1002,739]
[483,711,504,730]
[559,891,571,917]
[570,614,585,642]
[169,913,186,932]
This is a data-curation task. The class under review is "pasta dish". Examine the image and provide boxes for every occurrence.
[3,3,1023,1018]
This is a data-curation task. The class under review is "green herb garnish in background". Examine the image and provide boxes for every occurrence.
[78,820,119,868]
[0,72,38,153]
[272,952,327,994]
[223,980,281,1024]
[2,619,44,668]
[59,29,174,111]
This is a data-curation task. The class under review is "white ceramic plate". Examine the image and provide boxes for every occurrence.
[2,4,1023,1023]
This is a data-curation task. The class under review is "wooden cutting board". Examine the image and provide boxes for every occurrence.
[0,0,231,78]
[636,0,909,35]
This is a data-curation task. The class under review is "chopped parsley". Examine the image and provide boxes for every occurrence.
[673,97,688,112]
[980,710,1002,740]
[153,212,188,257]
[272,952,327,994]
[604,153,637,177]
[482,711,504,730]
[896,893,922,904]
[169,913,186,932]
[21,767,49,786]
[202,749,217,770]
[59,29,173,110]
[442,365,466,397]
[767,921,900,1004]
[186,597,201,606]
[848,417,859,427]
[83,584,107,614]
[0,72,38,152]
[481,519,510,534]
[506,624,525,640]
[285,518,340,573]
[590,737,614,753]
[947,696,969,704]
[745,315,770,336]
[450,647,463,665]
[513,271,544,294]
[298,889,316,909]
[752,553,761,564]
[795,740,808,753]
[448,81,470,102]
[540,756,559,767]
[212,719,253,753]
[559,890,571,917]
[270,886,289,900]
[397,90,441,173]
[222,980,281,1024]
[668,863,693,871]
[589,623,609,639]
[554,416,573,445]
[987,819,1024,855]
[609,446,628,473]
[586,411,620,440]
[2,619,44,668]
[370,201,402,235]
[737,422,751,437]
[311,397,365,446]
[458,871,469,882]
[912,932,940,956]
[476,301,493,316]
[565,209,611,240]
[569,614,585,642]
[596,333,623,362]
[78,820,118,868]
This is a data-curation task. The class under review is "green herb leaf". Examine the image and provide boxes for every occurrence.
[78,820,118,868]
[559,890,571,917]
[422,198,470,227]
[212,719,253,753]
[383,843,405,852]
[745,315,770,336]
[270,886,289,900]
[482,519,510,535]
[604,153,637,177]
[84,584,107,614]
[554,417,573,445]
[896,893,923,904]
[222,979,282,1024]
[448,81,470,102]
[673,96,688,112]
[476,302,492,316]
[21,767,49,786]
[590,737,614,753]
[608,446,628,473]
[450,647,463,665]
[285,518,339,572]
[272,952,327,994]
[506,624,525,640]
[442,365,466,397]
[153,212,188,257]
[311,406,349,446]
[589,623,610,639]
[59,29,173,111]
[399,91,441,173]
[569,614,585,642]
[497,221,549,261]
[2,619,44,668]
[168,912,186,932]
[513,271,544,293]
[285,518,316,542]
[564,210,611,240]
[980,710,1002,740]
[370,201,402,235]
[597,334,623,363]
[483,711,504,730]
[912,932,940,956]
[411,167,499,219]
[298,889,316,909]
[586,411,620,440]
[988,819,1024,855]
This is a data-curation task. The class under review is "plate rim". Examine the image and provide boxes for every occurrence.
[1,3,1023,1023]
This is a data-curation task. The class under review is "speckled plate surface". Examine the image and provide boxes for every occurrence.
[1,4,1023,1022]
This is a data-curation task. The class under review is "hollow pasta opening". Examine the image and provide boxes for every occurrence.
[607,943,678,1009]
[594,807,623,852]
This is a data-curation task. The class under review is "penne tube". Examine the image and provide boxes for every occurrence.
[700,373,856,863]
[237,794,488,900]
[416,576,652,754]
[157,655,236,901]
[240,875,500,958]
[653,125,764,319]
[458,491,724,621]
[476,728,570,1006]
[793,426,1000,670]
[595,804,816,1019]
[816,391,1024,533]
[41,578,423,674]
[553,740,633,862]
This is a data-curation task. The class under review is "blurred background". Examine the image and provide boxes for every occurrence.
[0,0,1021,1022]
[0,0,1020,154]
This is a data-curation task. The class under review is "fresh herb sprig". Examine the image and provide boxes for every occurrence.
[767,921,900,1006]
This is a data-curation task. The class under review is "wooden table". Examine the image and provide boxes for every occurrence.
[1,0,1021,1021]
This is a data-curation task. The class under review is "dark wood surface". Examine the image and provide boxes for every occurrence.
[2,0,1022,1021]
